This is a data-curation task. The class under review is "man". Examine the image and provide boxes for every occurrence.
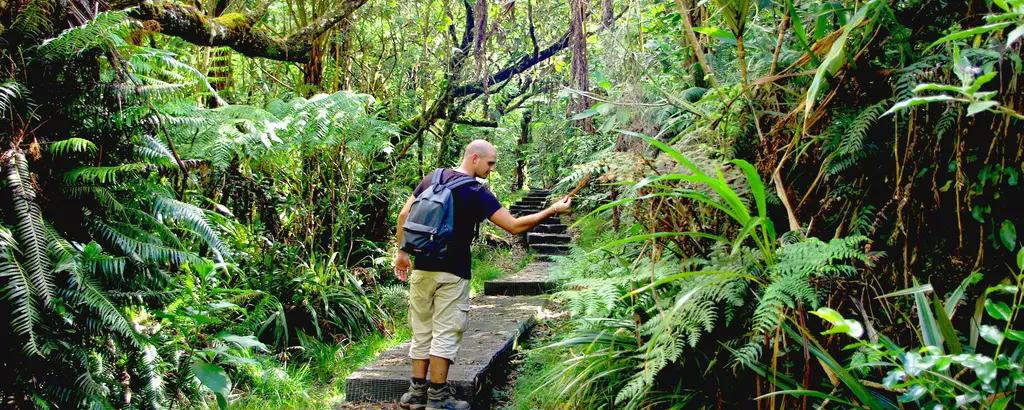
[393,139,571,410]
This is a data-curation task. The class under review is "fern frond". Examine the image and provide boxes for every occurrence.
[151,197,229,257]
[37,11,138,62]
[50,138,98,156]
[681,86,709,103]
[7,0,56,39]
[65,164,147,185]
[66,186,127,215]
[0,256,44,356]
[824,102,886,177]
[0,80,30,119]
[125,209,185,250]
[68,266,143,347]
[136,344,166,407]
[134,135,177,168]
[6,152,55,305]
[88,216,199,265]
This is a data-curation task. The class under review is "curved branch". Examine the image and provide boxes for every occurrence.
[452,117,498,127]
[454,31,570,97]
[112,0,366,63]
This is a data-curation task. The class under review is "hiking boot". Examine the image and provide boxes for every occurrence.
[399,380,428,410]
[426,384,470,410]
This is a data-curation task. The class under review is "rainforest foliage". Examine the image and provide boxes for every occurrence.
[1,0,1022,408]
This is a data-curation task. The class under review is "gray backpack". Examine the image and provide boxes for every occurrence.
[400,169,477,259]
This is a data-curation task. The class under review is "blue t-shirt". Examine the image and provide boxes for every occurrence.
[410,169,502,279]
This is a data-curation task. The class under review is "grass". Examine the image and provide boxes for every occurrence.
[469,245,531,296]
[230,325,412,410]
[500,316,577,410]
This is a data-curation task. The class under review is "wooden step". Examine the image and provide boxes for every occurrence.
[510,208,546,215]
[527,232,571,245]
[532,223,567,234]
[484,262,556,296]
[531,243,570,255]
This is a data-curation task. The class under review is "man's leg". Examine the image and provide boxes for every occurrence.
[402,270,437,409]
[425,272,470,409]
[428,356,449,384]
[413,359,430,379]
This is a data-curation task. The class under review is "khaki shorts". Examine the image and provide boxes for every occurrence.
[408,270,471,361]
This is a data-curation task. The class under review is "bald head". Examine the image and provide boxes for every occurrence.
[464,139,496,159]
[459,139,497,179]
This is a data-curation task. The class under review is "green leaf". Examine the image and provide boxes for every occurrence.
[883,95,958,117]
[692,26,738,45]
[805,0,879,118]
[999,220,1017,251]
[967,101,998,116]
[217,333,268,352]
[914,285,943,352]
[191,362,231,409]
[912,83,963,93]
[979,325,1004,345]
[812,307,865,339]
[876,283,933,299]
[966,72,999,94]
[899,385,927,402]
[971,205,986,223]
[810,307,845,324]
[932,293,962,354]
[570,108,599,120]
[992,396,1012,410]
[944,272,980,318]
[784,0,816,65]
[1005,330,1024,342]
[984,299,1012,321]
[928,22,1015,50]
[731,160,766,218]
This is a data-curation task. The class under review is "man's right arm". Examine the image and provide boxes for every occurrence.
[489,196,571,235]
[394,194,417,281]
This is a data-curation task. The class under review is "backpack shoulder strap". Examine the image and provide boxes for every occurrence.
[445,175,478,191]
[430,168,444,186]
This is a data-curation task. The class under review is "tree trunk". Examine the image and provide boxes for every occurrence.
[601,0,614,28]
[569,0,593,132]
[514,110,532,190]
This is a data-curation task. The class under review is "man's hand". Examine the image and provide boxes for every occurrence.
[394,250,412,281]
[550,196,572,214]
